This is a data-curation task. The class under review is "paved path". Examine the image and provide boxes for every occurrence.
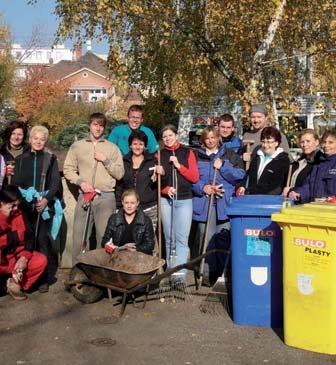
[0,270,335,365]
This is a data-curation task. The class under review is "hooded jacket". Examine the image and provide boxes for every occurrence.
[290,149,323,188]
[295,153,336,203]
[192,146,245,221]
[220,133,243,155]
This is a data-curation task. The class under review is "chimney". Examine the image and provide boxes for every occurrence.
[73,43,82,61]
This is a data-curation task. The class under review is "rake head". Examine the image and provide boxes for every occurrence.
[154,272,193,304]
[198,276,231,316]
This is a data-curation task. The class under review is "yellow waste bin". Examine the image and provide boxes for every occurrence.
[272,203,336,354]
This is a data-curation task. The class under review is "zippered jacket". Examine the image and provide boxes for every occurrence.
[192,146,245,221]
[294,153,336,203]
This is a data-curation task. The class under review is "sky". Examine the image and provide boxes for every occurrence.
[0,0,108,53]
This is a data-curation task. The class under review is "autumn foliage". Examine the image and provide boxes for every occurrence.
[0,14,15,103]
[51,0,336,106]
[14,65,68,124]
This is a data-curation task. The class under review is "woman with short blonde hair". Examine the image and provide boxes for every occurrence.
[13,125,62,293]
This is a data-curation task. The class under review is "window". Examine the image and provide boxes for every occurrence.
[68,89,82,102]
[88,89,107,102]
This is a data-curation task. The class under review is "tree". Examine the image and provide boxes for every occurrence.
[13,65,68,128]
[0,14,15,105]
[50,1,336,103]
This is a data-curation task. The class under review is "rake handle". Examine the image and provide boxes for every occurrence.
[198,169,218,287]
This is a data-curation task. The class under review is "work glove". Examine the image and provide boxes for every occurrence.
[105,241,117,254]
[14,256,28,272]
[12,257,28,283]
[82,189,100,209]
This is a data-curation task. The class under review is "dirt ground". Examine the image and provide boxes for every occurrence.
[0,270,335,365]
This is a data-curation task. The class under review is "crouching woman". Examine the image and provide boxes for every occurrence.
[102,189,155,255]
[0,185,47,300]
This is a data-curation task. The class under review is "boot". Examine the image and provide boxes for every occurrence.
[7,278,27,301]
[38,270,49,293]
[38,282,49,293]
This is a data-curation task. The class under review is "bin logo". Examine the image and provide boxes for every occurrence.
[297,274,314,295]
[244,229,275,237]
[251,267,268,286]
[294,237,326,248]
[245,229,274,256]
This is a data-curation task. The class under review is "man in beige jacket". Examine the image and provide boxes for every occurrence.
[63,113,124,263]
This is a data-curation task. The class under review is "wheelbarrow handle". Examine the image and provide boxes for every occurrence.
[126,249,230,295]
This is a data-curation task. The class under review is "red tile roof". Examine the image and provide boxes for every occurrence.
[46,51,108,81]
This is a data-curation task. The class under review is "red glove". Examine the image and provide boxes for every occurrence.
[326,196,336,203]
[105,242,116,254]
[236,187,245,196]
[82,190,100,208]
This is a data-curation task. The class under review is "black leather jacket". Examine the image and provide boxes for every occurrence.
[101,209,155,255]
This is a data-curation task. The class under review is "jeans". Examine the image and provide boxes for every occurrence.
[160,197,192,274]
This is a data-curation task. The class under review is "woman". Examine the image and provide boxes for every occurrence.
[237,127,290,195]
[160,124,199,279]
[0,185,47,300]
[192,126,245,283]
[283,129,322,196]
[193,127,244,239]
[0,120,30,185]
[102,189,155,255]
[115,130,158,229]
[12,125,62,292]
[289,129,336,203]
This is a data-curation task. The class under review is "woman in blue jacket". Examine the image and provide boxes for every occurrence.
[290,129,336,203]
[192,126,245,247]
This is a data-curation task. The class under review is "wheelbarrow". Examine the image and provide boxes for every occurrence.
[65,248,229,316]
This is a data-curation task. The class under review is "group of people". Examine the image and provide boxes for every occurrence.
[1,102,336,301]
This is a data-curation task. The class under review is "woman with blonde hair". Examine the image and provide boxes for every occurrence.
[12,125,62,292]
[102,189,155,255]
[192,126,245,282]
[283,128,322,196]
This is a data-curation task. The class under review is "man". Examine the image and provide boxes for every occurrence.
[108,104,158,155]
[243,104,290,163]
[63,113,124,263]
[218,113,243,155]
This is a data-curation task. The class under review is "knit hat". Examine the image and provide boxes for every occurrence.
[250,104,268,115]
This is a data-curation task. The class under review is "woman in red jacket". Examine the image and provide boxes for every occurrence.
[0,185,47,300]
[160,124,199,282]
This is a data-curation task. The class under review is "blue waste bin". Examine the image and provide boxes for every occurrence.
[226,195,285,327]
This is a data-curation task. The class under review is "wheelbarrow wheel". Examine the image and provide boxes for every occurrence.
[69,266,104,304]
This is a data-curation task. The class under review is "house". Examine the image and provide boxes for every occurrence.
[11,43,73,78]
[46,49,116,109]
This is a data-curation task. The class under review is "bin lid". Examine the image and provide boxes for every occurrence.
[226,195,286,216]
[272,202,336,228]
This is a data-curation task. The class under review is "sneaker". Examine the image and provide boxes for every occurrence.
[38,282,49,293]
[7,279,27,301]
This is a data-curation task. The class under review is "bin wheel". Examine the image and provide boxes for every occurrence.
[69,266,104,304]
